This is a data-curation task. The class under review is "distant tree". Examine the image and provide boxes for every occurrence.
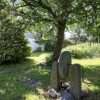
[84,16,100,44]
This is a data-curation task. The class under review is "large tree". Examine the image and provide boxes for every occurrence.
[11,0,100,61]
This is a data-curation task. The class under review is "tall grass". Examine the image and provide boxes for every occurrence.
[63,43,100,59]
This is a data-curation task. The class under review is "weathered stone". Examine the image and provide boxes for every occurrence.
[62,82,70,90]
[70,64,82,100]
[50,51,82,100]
[50,61,60,90]
[58,51,71,80]
[47,88,58,98]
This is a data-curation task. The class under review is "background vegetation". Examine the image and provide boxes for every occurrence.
[63,43,100,59]
[0,46,100,99]
[0,0,31,64]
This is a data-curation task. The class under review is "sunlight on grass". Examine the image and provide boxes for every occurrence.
[89,85,100,92]
[82,82,100,93]
[72,58,100,93]
[25,94,45,100]
[29,52,100,93]
[28,52,50,64]
[73,58,100,66]
[25,94,41,100]
[0,50,100,99]
[25,88,46,100]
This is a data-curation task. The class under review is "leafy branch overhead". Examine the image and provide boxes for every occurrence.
[13,0,100,28]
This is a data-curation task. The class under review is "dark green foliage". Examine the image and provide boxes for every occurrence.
[0,19,31,64]
[0,33,30,64]
[0,32,30,64]
[45,40,55,51]
[0,2,31,64]
[46,54,53,66]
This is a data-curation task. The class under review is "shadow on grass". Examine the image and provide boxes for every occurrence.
[31,52,50,57]
[83,65,100,93]
[0,59,50,100]
[0,58,100,99]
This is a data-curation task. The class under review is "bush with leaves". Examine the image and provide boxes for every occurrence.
[0,18,31,64]
[63,43,100,59]
[45,54,53,67]
[45,40,55,51]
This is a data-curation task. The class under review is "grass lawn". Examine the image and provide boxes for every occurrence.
[0,52,100,100]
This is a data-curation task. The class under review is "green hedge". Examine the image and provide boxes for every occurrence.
[45,54,53,66]
[0,18,31,64]
[63,43,100,59]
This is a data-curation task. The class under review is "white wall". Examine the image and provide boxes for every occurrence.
[27,38,40,51]
[25,32,45,52]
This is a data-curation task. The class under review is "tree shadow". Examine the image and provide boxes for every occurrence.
[31,52,50,57]
[83,65,100,93]
[0,59,50,100]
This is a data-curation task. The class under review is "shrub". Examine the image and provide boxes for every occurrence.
[0,20,31,64]
[63,43,100,59]
[0,32,31,64]
[45,40,55,51]
[45,54,53,66]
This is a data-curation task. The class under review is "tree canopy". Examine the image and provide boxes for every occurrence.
[1,0,100,61]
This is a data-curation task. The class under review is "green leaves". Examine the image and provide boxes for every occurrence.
[0,1,31,64]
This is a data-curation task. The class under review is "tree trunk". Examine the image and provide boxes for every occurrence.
[98,36,99,43]
[53,22,66,61]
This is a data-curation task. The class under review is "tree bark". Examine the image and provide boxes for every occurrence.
[53,22,66,61]
[98,36,99,43]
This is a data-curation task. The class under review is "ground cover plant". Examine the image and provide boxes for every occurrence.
[0,47,100,99]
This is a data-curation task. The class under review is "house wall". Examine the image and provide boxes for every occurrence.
[27,38,40,52]
[25,32,45,52]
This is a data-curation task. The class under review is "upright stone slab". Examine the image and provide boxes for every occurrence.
[70,64,82,100]
[58,51,71,80]
[50,61,60,90]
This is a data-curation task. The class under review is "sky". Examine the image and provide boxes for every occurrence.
[65,32,71,39]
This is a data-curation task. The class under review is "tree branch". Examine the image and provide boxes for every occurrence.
[38,0,57,19]
[16,5,28,9]
[22,0,57,19]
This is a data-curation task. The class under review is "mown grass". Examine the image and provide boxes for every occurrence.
[0,48,100,99]
[0,59,50,100]
[28,52,49,64]
[73,58,100,93]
